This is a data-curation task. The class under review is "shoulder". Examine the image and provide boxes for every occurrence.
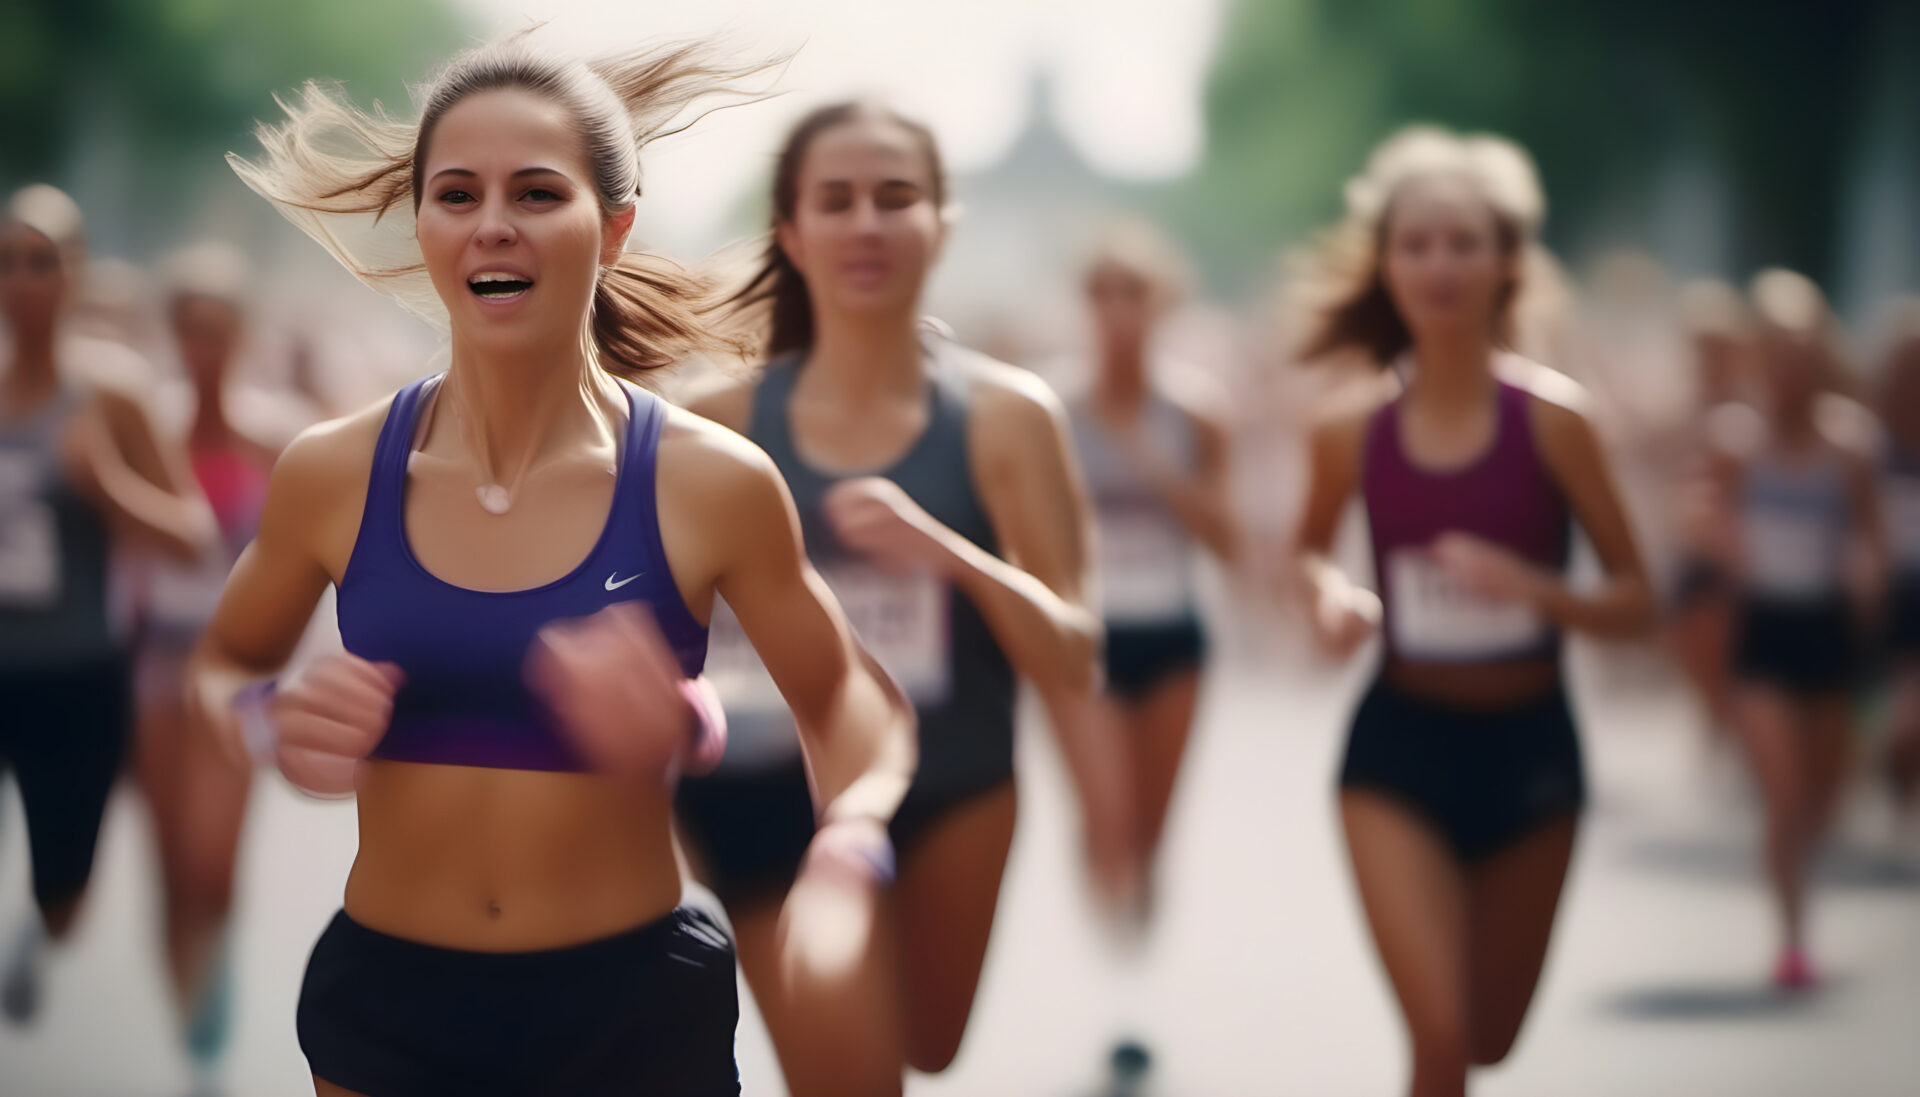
[955,346,1068,425]
[676,367,761,436]
[1308,371,1396,454]
[62,334,154,398]
[657,402,787,512]
[1505,355,1595,428]
[268,391,393,502]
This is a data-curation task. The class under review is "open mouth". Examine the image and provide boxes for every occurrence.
[468,271,533,300]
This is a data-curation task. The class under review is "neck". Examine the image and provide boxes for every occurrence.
[1095,341,1149,407]
[191,376,230,442]
[803,312,926,402]
[6,323,59,392]
[1405,330,1497,408]
[440,329,610,481]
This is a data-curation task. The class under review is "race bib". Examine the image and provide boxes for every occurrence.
[145,553,235,630]
[817,563,952,705]
[1887,476,1920,569]
[702,596,801,767]
[1387,548,1546,661]
[1743,509,1837,597]
[0,452,60,607]
[1098,503,1193,622]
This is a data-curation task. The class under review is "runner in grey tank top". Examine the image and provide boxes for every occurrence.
[1059,224,1239,1094]
[1716,269,1887,991]
[2,185,212,1027]
[674,102,1100,1093]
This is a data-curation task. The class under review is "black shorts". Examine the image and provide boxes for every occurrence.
[675,757,1011,907]
[1888,574,1920,658]
[1103,618,1207,701]
[1338,678,1585,862]
[297,907,740,1097]
[1733,596,1858,695]
[0,656,131,912]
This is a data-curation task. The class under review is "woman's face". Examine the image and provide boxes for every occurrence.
[415,88,630,352]
[1087,261,1155,355]
[1379,174,1513,350]
[0,222,70,332]
[776,116,945,326]
[171,296,242,389]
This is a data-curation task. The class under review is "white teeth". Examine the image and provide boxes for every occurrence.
[469,272,529,285]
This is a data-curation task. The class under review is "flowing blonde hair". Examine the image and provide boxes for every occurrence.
[1295,126,1548,368]
[228,31,777,377]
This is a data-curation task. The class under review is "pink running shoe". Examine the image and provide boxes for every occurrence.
[1773,947,1816,991]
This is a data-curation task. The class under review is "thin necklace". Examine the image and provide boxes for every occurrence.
[415,378,539,516]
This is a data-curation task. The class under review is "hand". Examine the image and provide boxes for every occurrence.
[1431,532,1547,605]
[526,602,691,780]
[1312,581,1380,661]
[823,477,954,577]
[274,653,405,797]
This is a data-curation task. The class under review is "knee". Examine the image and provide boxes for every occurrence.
[1469,1025,1519,1067]
[904,1028,964,1075]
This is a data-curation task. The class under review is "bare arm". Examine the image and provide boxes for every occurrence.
[695,432,917,826]
[958,371,1103,695]
[1133,405,1239,564]
[1529,396,1657,639]
[73,387,217,562]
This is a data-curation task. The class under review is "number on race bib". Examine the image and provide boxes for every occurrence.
[1743,509,1838,598]
[1387,548,1546,661]
[1098,503,1193,622]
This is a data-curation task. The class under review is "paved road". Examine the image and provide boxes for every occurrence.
[4,633,1917,1096]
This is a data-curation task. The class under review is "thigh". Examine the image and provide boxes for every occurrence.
[892,781,1017,1073]
[1465,813,1577,1063]
[1339,789,1471,1048]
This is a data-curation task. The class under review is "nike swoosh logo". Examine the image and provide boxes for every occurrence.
[605,572,642,591]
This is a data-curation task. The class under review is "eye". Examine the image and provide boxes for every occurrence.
[815,183,853,213]
[522,187,562,203]
[875,182,922,211]
[438,189,475,206]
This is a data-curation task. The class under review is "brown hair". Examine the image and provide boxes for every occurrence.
[723,100,947,359]
[228,32,776,377]
[1295,126,1544,367]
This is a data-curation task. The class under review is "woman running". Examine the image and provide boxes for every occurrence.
[1065,221,1235,923]
[194,38,916,1096]
[1716,269,1886,990]
[1,185,214,1024]
[1290,128,1654,1097]
[133,244,292,1085]
[672,100,1101,1093]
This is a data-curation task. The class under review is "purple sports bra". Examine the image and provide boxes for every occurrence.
[337,374,707,772]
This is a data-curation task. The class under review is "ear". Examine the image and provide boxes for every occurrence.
[600,206,637,267]
[774,217,803,276]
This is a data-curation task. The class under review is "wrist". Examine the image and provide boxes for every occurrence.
[232,678,279,766]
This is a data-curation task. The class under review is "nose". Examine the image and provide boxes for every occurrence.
[850,196,884,235]
[474,198,518,249]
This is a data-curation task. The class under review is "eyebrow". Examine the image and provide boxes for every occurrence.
[428,166,570,185]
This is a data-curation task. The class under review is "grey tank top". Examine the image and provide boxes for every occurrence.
[702,342,1017,789]
[1070,391,1201,624]
[0,387,120,667]
[1738,448,1850,603]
